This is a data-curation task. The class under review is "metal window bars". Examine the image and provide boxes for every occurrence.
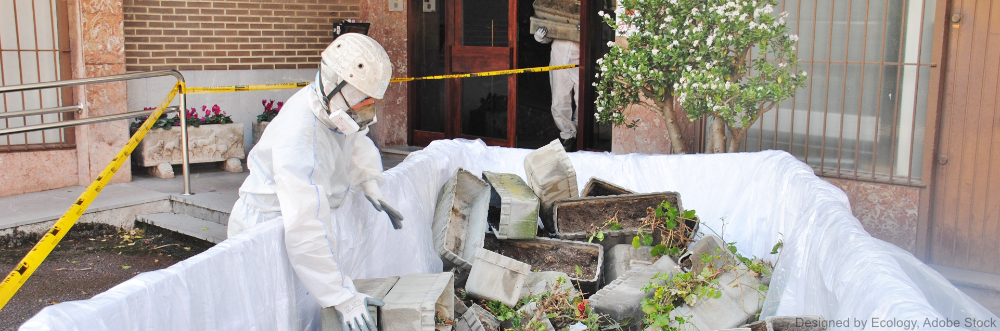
[737,0,936,186]
[0,70,193,195]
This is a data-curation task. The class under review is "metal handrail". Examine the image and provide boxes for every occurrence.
[0,70,192,195]
[0,104,82,119]
[0,106,179,135]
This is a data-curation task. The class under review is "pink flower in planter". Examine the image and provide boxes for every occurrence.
[212,104,221,115]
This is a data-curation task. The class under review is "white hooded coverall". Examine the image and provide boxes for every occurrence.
[227,73,385,308]
[549,40,580,140]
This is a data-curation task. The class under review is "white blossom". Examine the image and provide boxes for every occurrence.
[652,49,659,55]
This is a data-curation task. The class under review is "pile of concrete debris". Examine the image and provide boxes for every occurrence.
[325,140,827,331]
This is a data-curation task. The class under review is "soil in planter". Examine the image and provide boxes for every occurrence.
[556,194,680,233]
[0,223,213,330]
[483,236,598,280]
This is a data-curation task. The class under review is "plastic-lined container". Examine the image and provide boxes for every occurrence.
[483,236,604,294]
[524,139,579,233]
[581,177,635,197]
[552,192,686,251]
[465,248,531,307]
[432,168,491,272]
[482,171,540,239]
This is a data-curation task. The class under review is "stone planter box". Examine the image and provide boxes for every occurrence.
[465,248,530,307]
[552,192,688,251]
[133,123,245,179]
[432,168,491,273]
[482,171,540,240]
[251,121,269,151]
[483,236,604,294]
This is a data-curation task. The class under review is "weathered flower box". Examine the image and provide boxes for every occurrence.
[133,123,245,179]
[251,121,269,151]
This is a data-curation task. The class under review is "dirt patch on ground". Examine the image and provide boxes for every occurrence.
[483,236,599,280]
[0,223,213,330]
[555,194,679,234]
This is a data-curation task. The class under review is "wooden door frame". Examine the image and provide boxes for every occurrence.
[916,0,954,262]
[408,0,518,147]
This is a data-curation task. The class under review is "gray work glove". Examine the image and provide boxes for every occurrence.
[534,27,553,44]
[362,181,404,229]
[334,293,384,331]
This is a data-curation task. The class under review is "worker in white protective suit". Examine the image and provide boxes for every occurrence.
[226,33,404,331]
[534,26,580,151]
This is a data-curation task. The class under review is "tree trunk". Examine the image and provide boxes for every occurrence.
[649,95,689,154]
[708,116,727,153]
[727,126,748,153]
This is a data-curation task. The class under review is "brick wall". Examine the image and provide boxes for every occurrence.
[123,0,360,71]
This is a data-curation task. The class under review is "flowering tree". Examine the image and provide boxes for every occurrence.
[594,0,807,153]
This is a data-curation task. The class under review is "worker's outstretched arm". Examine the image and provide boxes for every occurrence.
[273,136,357,308]
[351,131,404,229]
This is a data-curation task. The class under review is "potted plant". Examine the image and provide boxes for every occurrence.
[252,99,282,149]
[131,104,245,179]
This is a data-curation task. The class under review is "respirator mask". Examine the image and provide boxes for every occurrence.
[319,77,377,135]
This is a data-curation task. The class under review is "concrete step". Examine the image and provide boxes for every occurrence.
[929,264,1000,316]
[136,213,227,243]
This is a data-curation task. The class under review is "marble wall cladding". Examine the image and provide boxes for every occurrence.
[81,0,122,14]
[0,150,80,197]
[611,101,699,155]
[825,178,920,253]
[360,0,408,147]
[84,62,130,184]
[83,13,125,65]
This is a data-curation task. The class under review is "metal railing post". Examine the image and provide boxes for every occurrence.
[179,83,192,195]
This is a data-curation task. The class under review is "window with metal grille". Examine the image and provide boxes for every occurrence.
[0,0,74,152]
[738,0,936,186]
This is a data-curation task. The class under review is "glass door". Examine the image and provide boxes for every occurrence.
[449,0,517,146]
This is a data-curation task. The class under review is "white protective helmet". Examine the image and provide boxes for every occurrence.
[320,33,393,99]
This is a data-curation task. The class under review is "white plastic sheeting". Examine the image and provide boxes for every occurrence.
[21,139,996,330]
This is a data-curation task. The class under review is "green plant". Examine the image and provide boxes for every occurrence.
[257,99,283,123]
[587,217,625,244]
[632,200,698,258]
[512,277,621,331]
[199,105,233,125]
[594,0,807,153]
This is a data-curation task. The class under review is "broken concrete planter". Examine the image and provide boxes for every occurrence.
[133,123,245,178]
[322,276,400,331]
[382,272,455,331]
[466,248,530,307]
[250,121,269,151]
[589,256,679,331]
[552,192,684,251]
[482,171,540,239]
[668,235,765,331]
[483,236,603,293]
[432,168,491,273]
[581,177,635,197]
[603,244,654,286]
[524,139,579,233]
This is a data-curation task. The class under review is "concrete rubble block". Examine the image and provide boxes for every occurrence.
[466,248,531,307]
[743,316,827,331]
[453,304,486,331]
[467,304,501,331]
[517,302,556,331]
[219,157,243,173]
[433,168,491,272]
[454,294,468,316]
[485,236,604,294]
[482,171,541,240]
[581,177,635,197]
[382,272,456,331]
[668,235,765,331]
[149,162,174,179]
[589,256,679,331]
[524,139,579,233]
[321,276,401,331]
[604,245,655,286]
[519,271,580,300]
[552,192,687,252]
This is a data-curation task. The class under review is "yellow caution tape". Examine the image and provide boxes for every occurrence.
[180,65,579,94]
[0,84,181,311]
[388,64,579,82]
[184,82,311,94]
